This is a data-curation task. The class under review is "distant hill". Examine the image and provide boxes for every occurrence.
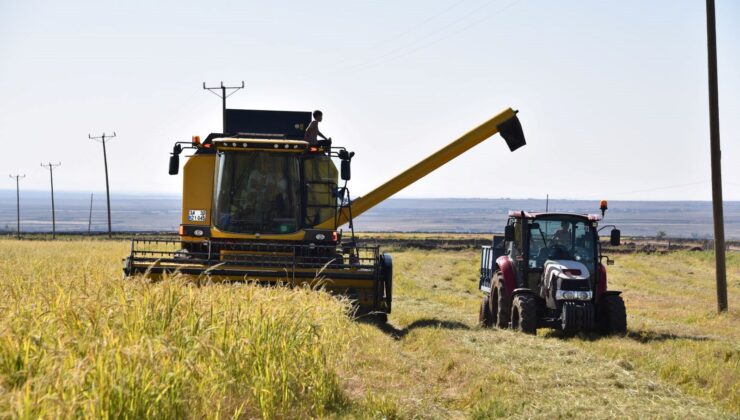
[1,191,738,239]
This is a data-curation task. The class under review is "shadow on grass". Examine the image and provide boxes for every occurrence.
[358,317,470,340]
[542,329,713,343]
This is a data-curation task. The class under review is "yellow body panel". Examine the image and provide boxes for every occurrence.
[181,154,216,226]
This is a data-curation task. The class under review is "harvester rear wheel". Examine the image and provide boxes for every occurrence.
[381,253,393,313]
[599,294,627,335]
[479,296,493,327]
[511,294,537,335]
[490,273,511,329]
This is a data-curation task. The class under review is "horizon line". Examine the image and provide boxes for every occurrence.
[0,189,738,203]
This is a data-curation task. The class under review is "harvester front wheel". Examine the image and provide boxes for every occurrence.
[490,273,511,329]
[511,294,537,335]
[599,294,627,335]
[479,296,493,327]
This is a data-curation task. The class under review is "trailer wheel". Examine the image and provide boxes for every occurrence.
[490,273,511,329]
[511,294,537,335]
[599,294,627,335]
[479,296,493,327]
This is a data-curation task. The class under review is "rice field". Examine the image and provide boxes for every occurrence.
[0,239,737,418]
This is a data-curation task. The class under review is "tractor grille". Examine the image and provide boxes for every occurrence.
[560,279,590,291]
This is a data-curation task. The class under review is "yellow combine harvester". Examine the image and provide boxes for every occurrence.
[124,107,526,321]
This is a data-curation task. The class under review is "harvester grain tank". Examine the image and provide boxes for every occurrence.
[124,107,526,321]
[477,204,626,334]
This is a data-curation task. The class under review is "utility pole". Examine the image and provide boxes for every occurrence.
[40,162,61,239]
[203,81,245,132]
[89,132,116,238]
[545,194,549,212]
[88,193,94,234]
[706,0,727,312]
[9,174,25,239]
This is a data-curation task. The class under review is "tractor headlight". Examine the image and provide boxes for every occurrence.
[556,290,592,301]
[577,291,591,301]
[561,290,576,300]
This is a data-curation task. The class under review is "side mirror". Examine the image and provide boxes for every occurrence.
[504,225,515,241]
[610,228,621,246]
[340,160,351,181]
[169,154,179,175]
[169,144,182,175]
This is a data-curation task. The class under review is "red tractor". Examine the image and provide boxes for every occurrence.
[478,203,626,334]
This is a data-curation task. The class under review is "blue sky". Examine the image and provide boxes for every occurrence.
[1,0,738,201]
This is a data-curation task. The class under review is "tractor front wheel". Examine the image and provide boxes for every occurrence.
[479,295,493,327]
[599,294,627,335]
[511,294,537,335]
[490,273,511,329]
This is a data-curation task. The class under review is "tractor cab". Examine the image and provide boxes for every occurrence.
[479,206,626,334]
[503,212,604,292]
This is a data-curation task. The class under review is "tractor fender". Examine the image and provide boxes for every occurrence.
[495,256,517,300]
[596,263,608,302]
[380,253,393,313]
[512,287,536,297]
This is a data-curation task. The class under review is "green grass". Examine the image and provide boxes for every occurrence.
[0,240,737,418]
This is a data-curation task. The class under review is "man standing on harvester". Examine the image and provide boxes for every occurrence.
[304,110,330,146]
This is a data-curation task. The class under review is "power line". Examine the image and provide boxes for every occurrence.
[276,0,521,87]
[40,162,61,240]
[203,81,245,132]
[89,132,116,238]
[8,174,25,239]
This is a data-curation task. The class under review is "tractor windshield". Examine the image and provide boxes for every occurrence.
[213,152,301,234]
[527,218,596,275]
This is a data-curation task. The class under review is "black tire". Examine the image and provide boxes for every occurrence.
[374,312,388,325]
[599,294,627,335]
[490,273,511,329]
[381,253,393,313]
[511,294,537,335]
[479,296,493,327]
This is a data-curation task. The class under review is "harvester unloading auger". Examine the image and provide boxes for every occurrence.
[124,107,526,321]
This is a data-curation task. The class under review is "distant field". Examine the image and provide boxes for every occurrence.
[2,193,739,239]
[0,238,738,418]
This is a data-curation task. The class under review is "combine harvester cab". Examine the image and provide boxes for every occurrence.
[125,107,526,322]
[478,203,627,334]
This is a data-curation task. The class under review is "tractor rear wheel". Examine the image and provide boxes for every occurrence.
[511,294,537,335]
[479,296,493,327]
[490,274,511,329]
[599,294,627,335]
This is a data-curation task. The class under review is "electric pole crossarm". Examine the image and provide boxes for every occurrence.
[202,81,245,132]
